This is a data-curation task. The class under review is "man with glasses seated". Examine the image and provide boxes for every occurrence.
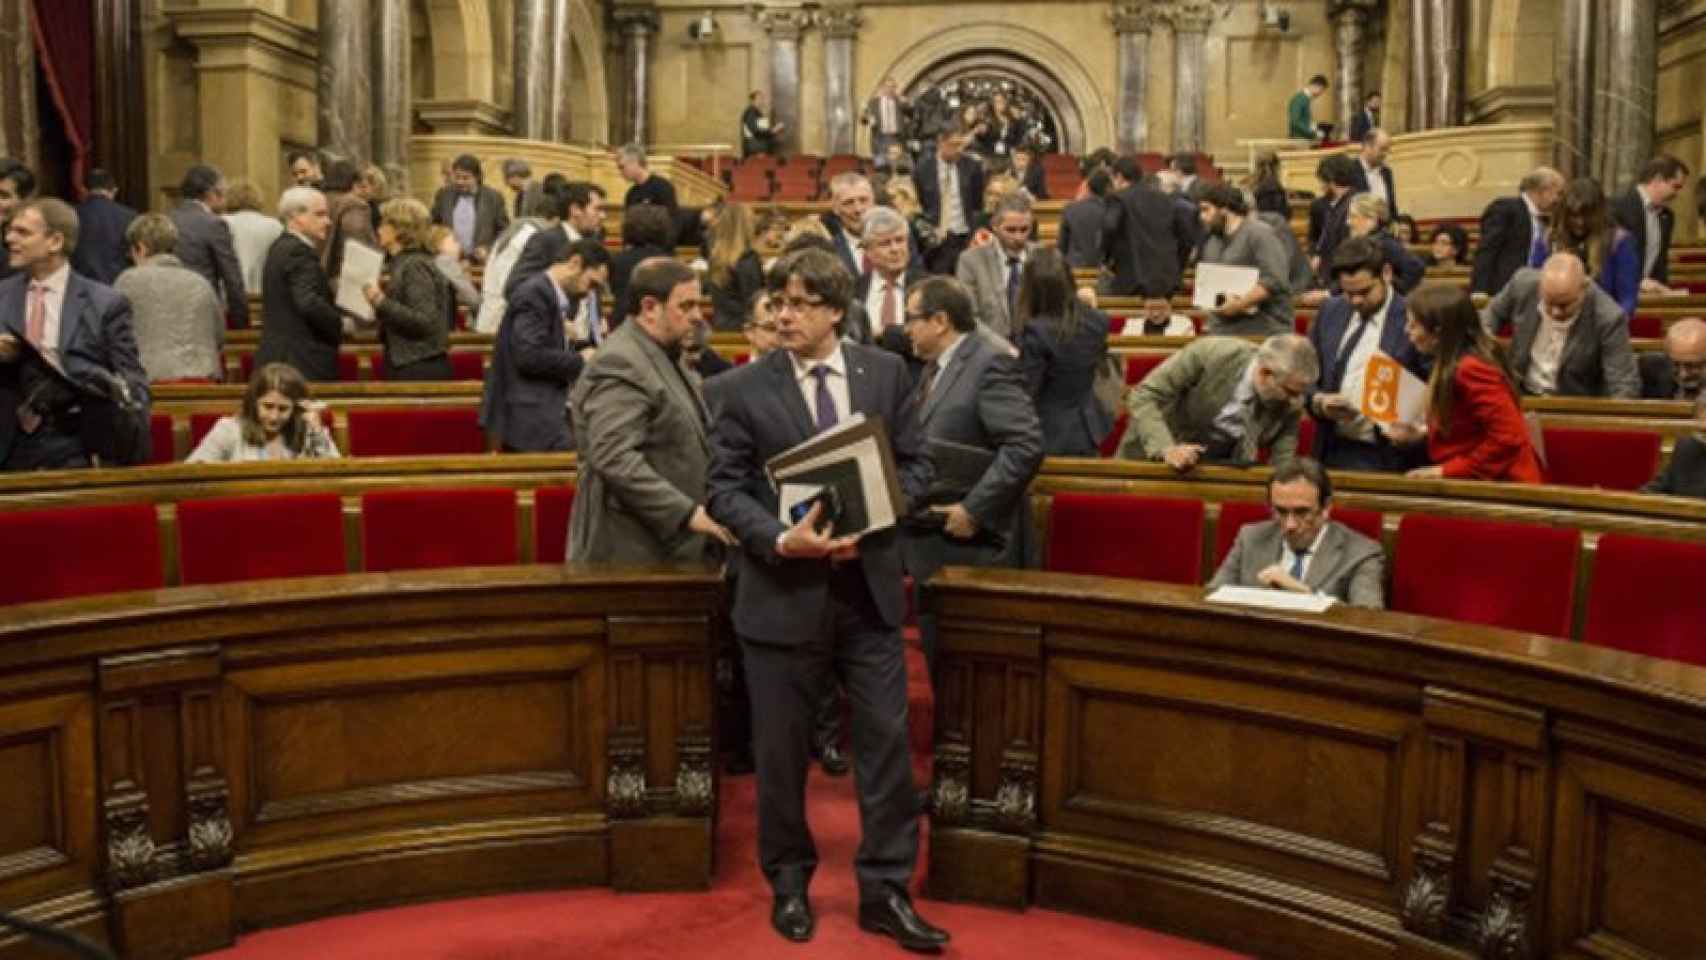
[1208,458,1386,609]
[1641,317,1706,401]
[1116,333,1320,472]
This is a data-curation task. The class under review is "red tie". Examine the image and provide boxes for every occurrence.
[25,283,46,347]
[881,282,898,330]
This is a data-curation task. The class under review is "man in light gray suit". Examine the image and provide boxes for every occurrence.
[1482,253,1640,399]
[955,190,1037,340]
[1209,459,1385,609]
[568,257,735,566]
[899,275,1043,667]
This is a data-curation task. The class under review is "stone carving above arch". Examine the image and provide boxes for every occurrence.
[878,22,1114,153]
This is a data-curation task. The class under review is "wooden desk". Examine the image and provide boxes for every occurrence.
[925,566,1706,959]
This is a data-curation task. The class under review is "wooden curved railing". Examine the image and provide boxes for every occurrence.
[923,567,1706,959]
[0,568,724,957]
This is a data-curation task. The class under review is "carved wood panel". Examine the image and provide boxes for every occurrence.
[0,692,97,907]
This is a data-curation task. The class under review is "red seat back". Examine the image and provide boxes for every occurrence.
[449,351,486,381]
[1583,534,1706,666]
[1391,514,1580,637]
[0,504,163,605]
[1630,314,1664,339]
[346,408,486,457]
[1099,414,1129,458]
[1214,500,1383,565]
[361,487,518,572]
[338,354,361,381]
[533,485,577,564]
[1124,354,1164,385]
[149,414,175,464]
[1541,427,1662,491]
[189,412,224,451]
[178,494,347,585]
[1046,493,1204,584]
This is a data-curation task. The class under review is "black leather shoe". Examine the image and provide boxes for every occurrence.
[820,743,851,777]
[772,894,815,942]
[858,890,950,952]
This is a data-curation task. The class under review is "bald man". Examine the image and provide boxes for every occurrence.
[1484,253,1640,398]
[1642,317,1706,400]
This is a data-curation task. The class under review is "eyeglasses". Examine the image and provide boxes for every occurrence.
[776,296,827,312]
[903,311,932,324]
[744,322,780,334]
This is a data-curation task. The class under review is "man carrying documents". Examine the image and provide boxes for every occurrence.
[1196,183,1294,337]
[897,275,1042,669]
[1304,239,1432,472]
[1207,458,1386,609]
[706,248,948,951]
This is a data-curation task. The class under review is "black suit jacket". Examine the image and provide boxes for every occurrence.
[1313,192,1355,280]
[254,234,343,381]
[1018,307,1112,457]
[1472,195,1539,295]
[169,200,248,327]
[849,267,930,361]
[1349,109,1379,144]
[706,344,932,646]
[1016,164,1047,200]
[479,272,582,452]
[1350,162,1399,221]
[915,151,984,236]
[1612,185,1674,285]
[430,185,510,254]
[1644,434,1706,497]
[71,196,138,286]
[1305,292,1432,471]
[504,225,570,299]
[1057,195,1113,269]
[1103,182,1195,297]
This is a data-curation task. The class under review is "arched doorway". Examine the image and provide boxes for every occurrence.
[901,60,1066,156]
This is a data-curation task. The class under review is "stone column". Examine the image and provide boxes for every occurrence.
[549,0,575,141]
[1169,2,1215,153]
[1593,0,1656,190]
[513,0,554,140]
[1408,0,1464,130]
[0,0,38,168]
[819,7,861,157]
[756,8,812,157]
[1407,0,1430,131]
[318,0,374,163]
[1111,3,1160,153]
[1552,0,1594,178]
[1329,0,1377,139]
[373,0,411,187]
[615,7,659,146]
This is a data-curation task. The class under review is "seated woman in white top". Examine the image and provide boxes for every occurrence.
[186,362,340,463]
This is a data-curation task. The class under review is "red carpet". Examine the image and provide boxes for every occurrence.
[200,768,1245,959]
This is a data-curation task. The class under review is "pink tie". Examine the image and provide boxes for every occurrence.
[25,283,46,347]
[881,283,898,330]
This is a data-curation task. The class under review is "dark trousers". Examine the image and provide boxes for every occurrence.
[385,353,454,381]
[2,429,89,471]
[1318,430,1418,473]
[740,570,918,901]
[927,232,969,276]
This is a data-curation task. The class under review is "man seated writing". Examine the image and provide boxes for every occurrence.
[1208,458,1386,609]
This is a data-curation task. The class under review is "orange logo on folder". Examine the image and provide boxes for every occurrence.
[1361,354,1401,424]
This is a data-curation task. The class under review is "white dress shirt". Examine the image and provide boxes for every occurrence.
[1524,308,1577,395]
[1334,287,1392,443]
[939,160,968,235]
[864,270,908,338]
[790,344,852,428]
[1636,184,1662,280]
[1360,160,1389,208]
[25,263,71,365]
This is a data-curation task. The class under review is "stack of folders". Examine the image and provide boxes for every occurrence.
[767,414,906,539]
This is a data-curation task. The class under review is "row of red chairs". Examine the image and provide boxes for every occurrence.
[0,487,576,606]
[226,349,487,384]
[1044,491,1704,664]
[147,407,489,463]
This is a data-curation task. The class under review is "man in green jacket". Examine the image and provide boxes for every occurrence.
[1288,75,1329,140]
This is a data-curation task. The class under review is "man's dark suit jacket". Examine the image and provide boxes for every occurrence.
[430,185,510,254]
[1019,307,1112,458]
[1351,162,1399,221]
[915,150,984,237]
[1644,434,1706,497]
[72,195,138,285]
[169,200,248,328]
[1611,185,1674,285]
[1305,292,1431,472]
[610,243,673,325]
[1016,163,1047,200]
[1057,195,1113,269]
[1349,109,1379,143]
[1471,195,1539,296]
[820,212,864,278]
[1312,192,1355,279]
[480,272,582,452]
[503,225,570,299]
[253,234,343,382]
[1103,181,1196,297]
[850,266,930,358]
[706,344,932,646]
[0,271,151,466]
[1639,353,1697,400]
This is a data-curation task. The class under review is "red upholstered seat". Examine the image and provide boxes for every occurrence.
[1046,492,1204,584]
[1099,414,1129,458]
[1214,500,1383,565]
[1630,314,1664,339]
[0,503,163,605]
[449,351,486,381]
[361,487,518,572]
[346,408,486,457]
[1390,514,1580,637]
[338,354,361,381]
[149,413,175,464]
[1124,354,1164,385]
[177,494,347,585]
[1584,534,1706,666]
[1540,427,1662,491]
[533,485,577,564]
[238,353,253,381]
[189,412,224,451]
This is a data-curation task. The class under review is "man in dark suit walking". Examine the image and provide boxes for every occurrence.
[480,238,610,452]
[1471,167,1565,296]
[1612,154,1691,295]
[706,248,948,951]
[170,164,248,328]
[1102,155,1196,298]
[914,127,983,275]
[1351,128,1399,221]
[0,199,150,470]
[71,169,137,285]
[253,187,344,382]
[430,154,510,263]
[1057,170,1114,269]
[899,275,1041,667]
[1348,91,1381,143]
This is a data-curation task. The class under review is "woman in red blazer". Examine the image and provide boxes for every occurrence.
[1382,284,1545,482]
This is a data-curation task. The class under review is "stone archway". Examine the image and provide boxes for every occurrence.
[877,23,1113,155]
[422,0,496,101]
[560,0,609,144]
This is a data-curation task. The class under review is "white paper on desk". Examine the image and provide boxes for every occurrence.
[1205,585,1338,613]
[1339,350,1427,426]
[1192,262,1260,311]
[335,240,384,324]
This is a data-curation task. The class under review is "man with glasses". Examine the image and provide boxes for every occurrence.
[1117,334,1319,471]
[1641,317,1706,400]
[1484,253,1639,398]
[706,248,948,951]
[740,290,780,357]
[1208,458,1386,609]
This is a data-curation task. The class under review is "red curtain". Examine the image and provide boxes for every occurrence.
[30,0,95,195]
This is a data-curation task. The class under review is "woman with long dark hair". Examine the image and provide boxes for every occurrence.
[1014,247,1112,457]
[1533,177,1639,316]
[1382,284,1543,482]
[1249,150,1288,217]
[186,362,340,462]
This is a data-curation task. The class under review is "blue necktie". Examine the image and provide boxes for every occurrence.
[1290,548,1310,581]
[1006,257,1022,322]
[586,292,602,345]
[810,365,838,432]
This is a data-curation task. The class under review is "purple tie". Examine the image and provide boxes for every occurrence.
[810,365,838,432]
